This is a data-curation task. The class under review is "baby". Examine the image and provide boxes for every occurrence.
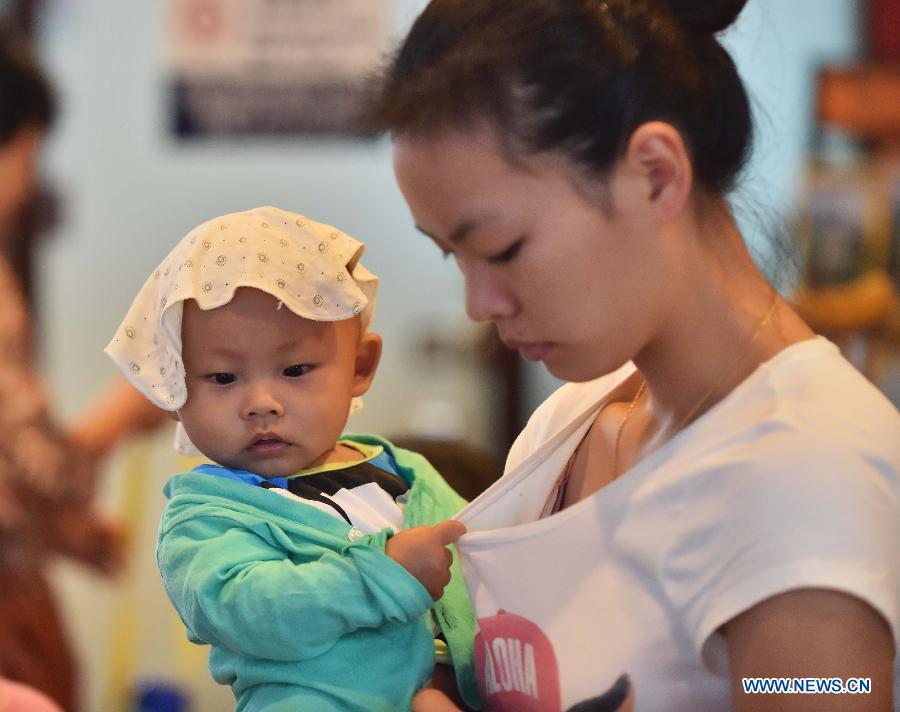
[106,206,476,711]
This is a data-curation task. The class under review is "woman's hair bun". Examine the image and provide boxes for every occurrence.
[665,0,748,36]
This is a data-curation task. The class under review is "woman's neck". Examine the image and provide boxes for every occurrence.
[631,206,814,445]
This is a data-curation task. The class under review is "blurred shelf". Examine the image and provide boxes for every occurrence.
[792,269,896,334]
[810,58,900,386]
[817,64,900,143]
[792,270,900,382]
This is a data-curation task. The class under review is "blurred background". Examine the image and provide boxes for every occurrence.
[0,0,898,710]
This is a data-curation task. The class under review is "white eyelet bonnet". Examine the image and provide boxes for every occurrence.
[105,206,378,455]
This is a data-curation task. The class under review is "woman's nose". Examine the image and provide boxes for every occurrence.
[463,267,517,323]
[242,385,284,419]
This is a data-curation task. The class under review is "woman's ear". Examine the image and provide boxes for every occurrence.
[622,121,693,224]
[352,332,383,397]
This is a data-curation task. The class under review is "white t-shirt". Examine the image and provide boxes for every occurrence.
[455,337,900,711]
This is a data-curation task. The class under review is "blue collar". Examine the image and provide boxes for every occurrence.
[192,449,400,489]
[193,464,289,489]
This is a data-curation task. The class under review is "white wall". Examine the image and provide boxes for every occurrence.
[724,0,860,263]
[30,1,860,710]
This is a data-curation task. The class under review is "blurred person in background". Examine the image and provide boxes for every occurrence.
[0,24,165,711]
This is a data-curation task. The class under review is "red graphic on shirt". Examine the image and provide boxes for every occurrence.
[475,610,562,712]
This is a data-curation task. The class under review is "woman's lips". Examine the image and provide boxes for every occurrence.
[504,340,554,361]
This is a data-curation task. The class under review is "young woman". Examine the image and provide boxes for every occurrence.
[368,0,899,709]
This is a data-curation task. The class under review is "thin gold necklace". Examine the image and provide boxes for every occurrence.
[611,292,780,478]
[610,380,646,476]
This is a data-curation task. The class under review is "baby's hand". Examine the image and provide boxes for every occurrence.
[385,520,466,600]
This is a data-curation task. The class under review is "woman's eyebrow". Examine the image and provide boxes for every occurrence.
[414,218,480,245]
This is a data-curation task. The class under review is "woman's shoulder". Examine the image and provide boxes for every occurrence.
[505,363,635,470]
[660,341,900,554]
[527,363,635,434]
[668,337,898,463]
[751,336,900,459]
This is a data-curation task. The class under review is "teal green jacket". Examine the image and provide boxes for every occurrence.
[158,435,478,711]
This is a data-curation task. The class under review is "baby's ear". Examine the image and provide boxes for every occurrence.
[352,331,383,397]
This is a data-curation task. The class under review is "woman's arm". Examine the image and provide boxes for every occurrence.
[67,377,169,461]
[725,588,894,711]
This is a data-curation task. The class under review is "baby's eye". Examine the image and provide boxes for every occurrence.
[210,373,236,385]
[283,364,312,378]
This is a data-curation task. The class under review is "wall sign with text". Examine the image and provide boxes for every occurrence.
[167,0,389,137]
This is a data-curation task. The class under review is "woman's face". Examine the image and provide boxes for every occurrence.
[392,125,668,382]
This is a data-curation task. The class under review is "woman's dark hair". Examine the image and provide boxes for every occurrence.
[0,25,56,145]
[367,0,752,195]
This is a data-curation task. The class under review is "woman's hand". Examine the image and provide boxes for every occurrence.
[45,505,126,577]
[412,689,461,712]
[385,520,466,600]
[68,378,169,464]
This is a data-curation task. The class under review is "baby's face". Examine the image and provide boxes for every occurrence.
[178,287,376,477]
